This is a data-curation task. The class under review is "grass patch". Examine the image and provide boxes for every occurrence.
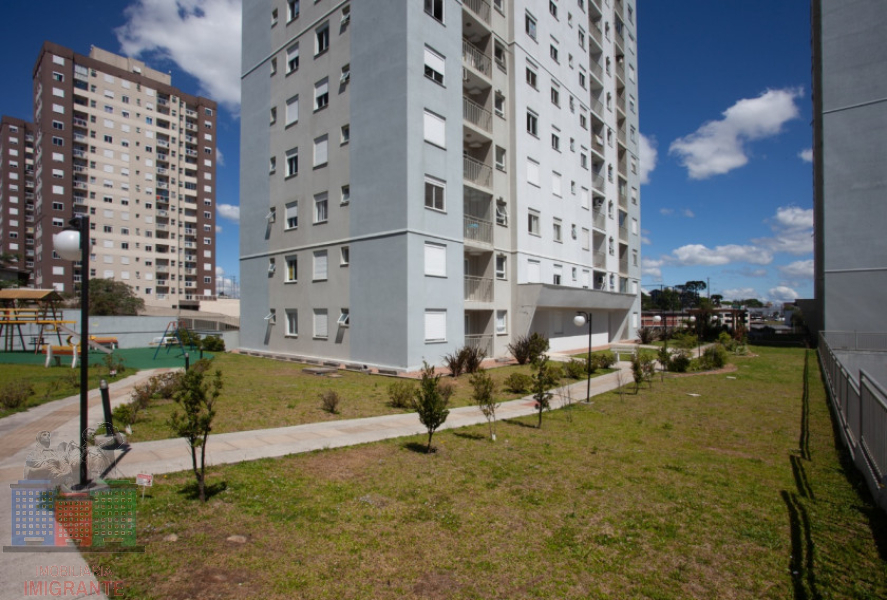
[124,355,612,442]
[94,347,887,599]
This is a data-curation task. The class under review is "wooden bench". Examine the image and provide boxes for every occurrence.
[90,336,118,349]
[44,345,79,368]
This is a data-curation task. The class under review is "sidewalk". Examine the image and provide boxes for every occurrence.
[0,363,631,599]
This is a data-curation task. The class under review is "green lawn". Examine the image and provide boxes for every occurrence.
[124,353,612,442]
[93,347,887,599]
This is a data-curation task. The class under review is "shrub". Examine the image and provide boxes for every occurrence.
[412,362,450,453]
[504,372,533,394]
[564,359,588,379]
[443,345,486,378]
[698,345,728,371]
[438,380,456,405]
[546,362,564,381]
[637,326,657,344]
[672,332,698,350]
[631,350,657,392]
[470,370,499,440]
[668,350,692,373]
[319,390,341,414]
[595,351,617,369]
[201,335,226,352]
[112,403,136,428]
[388,380,415,409]
[178,328,201,348]
[532,357,560,428]
[103,352,126,376]
[0,380,34,410]
[507,332,549,365]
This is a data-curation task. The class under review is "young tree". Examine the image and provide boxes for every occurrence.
[412,362,450,453]
[470,369,499,440]
[77,279,146,316]
[531,356,559,428]
[167,360,222,502]
[631,350,656,393]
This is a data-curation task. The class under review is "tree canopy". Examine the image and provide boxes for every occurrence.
[75,279,145,316]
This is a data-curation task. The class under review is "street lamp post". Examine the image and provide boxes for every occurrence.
[53,215,90,488]
[688,315,698,358]
[573,311,593,403]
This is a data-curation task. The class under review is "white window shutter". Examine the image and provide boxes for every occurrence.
[424,310,446,342]
[424,243,446,277]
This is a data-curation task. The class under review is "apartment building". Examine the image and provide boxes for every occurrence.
[25,42,218,308]
[0,117,37,283]
[240,0,642,371]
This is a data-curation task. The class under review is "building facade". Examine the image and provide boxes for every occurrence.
[25,42,218,308]
[0,116,37,283]
[240,0,642,371]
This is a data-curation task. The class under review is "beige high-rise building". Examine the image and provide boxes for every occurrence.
[25,42,218,309]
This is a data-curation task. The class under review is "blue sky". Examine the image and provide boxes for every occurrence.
[0,1,814,305]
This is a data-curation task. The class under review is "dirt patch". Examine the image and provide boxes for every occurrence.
[297,444,391,481]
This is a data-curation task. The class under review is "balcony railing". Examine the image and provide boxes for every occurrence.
[594,252,606,268]
[463,97,492,133]
[591,98,604,116]
[589,60,603,82]
[465,276,493,302]
[590,20,603,46]
[616,93,626,113]
[617,127,627,145]
[464,155,492,188]
[465,333,493,356]
[593,210,606,230]
[619,224,628,241]
[464,215,493,245]
[620,257,629,274]
[592,173,606,192]
[462,39,492,78]
[463,0,491,25]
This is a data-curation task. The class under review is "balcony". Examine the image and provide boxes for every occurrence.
[591,97,604,117]
[462,39,492,79]
[592,173,606,193]
[616,92,626,114]
[463,0,491,25]
[589,20,603,47]
[594,252,606,269]
[464,155,492,189]
[617,127,627,146]
[463,96,492,133]
[464,215,493,245]
[589,60,603,82]
[465,276,493,302]
[593,209,606,230]
[465,333,492,357]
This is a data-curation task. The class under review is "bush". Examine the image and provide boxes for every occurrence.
[637,326,657,344]
[668,350,692,373]
[595,351,617,369]
[0,380,34,410]
[388,380,415,409]
[443,345,487,378]
[672,331,698,350]
[319,390,341,414]
[503,372,533,394]
[201,335,226,352]
[631,350,657,391]
[412,362,450,453]
[507,332,549,365]
[564,359,588,379]
[546,362,564,381]
[112,403,136,428]
[698,345,728,371]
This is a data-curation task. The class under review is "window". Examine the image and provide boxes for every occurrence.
[269,156,277,173]
[579,71,586,89]
[496,310,508,335]
[526,158,540,186]
[551,132,560,152]
[286,95,299,125]
[52,120,64,130]
[580,152,588,169]
[496,254,507,279]
[52,137,64,147]
[285,201,298,229]
[286,148,298,177]
[315,22,330,56]
[423,110,446,147]
[549,1,558,18]
[287,0,300,22]
[551,85,560,106]
[425,0,443,22]
[526,65,538,89]
[313,134,328,167]
[424,47,445,85]
[286,309,298,336]
[314,79,329,110]
[313,309,329,339]
[494,42,506,71]
[526,110,538,136]
[313,250,328,280]
[271,8,279,26]
[424,242,447,277]
[494,92,505,117]
[340,64,350,85]
[53,71,64,82]
[579,113,587,129]
[270,57,277,75]
[424,309,446,342]
[553,265,562,285]
[341,124,350,144]
[553,218,563,242]
[424,176,445,211]
[341,184,350,204]
[314,192,328,223]
[528,210,540,236]
[582,227,590,250]
[549,44,559,63]
[552,171,562,196]
[285,257,298,282]
[286,43,299,73]
[578,28,586,49]
[270,106,277,124]
[340,246,350,266]
[525,12,537,40]
[527,259,541,283]
[495,146,506,170]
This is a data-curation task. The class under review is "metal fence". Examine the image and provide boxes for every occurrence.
[819,333,887,509]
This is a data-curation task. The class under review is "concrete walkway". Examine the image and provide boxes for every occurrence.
[0,363,632,599]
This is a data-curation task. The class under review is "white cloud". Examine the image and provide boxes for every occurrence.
[798,148,813,162]
[639,134,658,185]
[670,243,773,266]
[753,206,814,256]
[116,0,242,109]
[216,147,226,167]
[641,257,664,279]
[215,225,223,233]
[216,265,225,276]
[669,88,802,179]
[768,286,799,304]
[659,208,674,216]
[722,287,758,301]
[778,259,814,279]
[682,209,695,218]
[641,235,652,245]
[217,203,240,222]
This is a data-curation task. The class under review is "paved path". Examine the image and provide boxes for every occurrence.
[0,363,631,599]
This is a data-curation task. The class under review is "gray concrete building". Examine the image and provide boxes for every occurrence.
[0,117,37,283]
[240,0,642,371]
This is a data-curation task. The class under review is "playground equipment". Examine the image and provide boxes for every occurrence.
[0,289,74,352]
[152,320,198,360]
